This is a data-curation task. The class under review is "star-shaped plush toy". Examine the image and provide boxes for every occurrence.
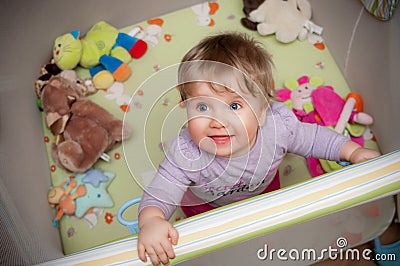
[73,168,115,218]
[83,168,110,187]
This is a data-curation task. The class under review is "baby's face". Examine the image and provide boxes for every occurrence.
[184,82,267,157]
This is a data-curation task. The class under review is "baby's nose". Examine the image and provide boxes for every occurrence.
[209,118,225,128]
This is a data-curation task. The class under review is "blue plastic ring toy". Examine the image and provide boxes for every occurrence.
[117,197,141,234]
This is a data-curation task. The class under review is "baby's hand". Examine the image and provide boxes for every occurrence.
[341,140,381,164]
[349,147,381,164]
[137,216,179,266]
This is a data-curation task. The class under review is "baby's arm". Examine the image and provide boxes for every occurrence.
[138,206,179,266]
[340,140,381,163]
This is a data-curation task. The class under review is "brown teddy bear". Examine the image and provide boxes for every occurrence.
[41,76,131,173]
[35,62,96,100]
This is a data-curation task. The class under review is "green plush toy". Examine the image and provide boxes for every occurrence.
[53,21,147,89]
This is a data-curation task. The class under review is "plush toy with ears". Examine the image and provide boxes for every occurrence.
[41,76,131,173]
[53,21,147,89]
[47,179,87,227]
[248,0,323,43]
[47,169,116,226]
[275,75,374,176]
[240,0,266,30]
[35,62,97,103]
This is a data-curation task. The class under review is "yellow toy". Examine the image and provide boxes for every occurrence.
[53,21,147,88]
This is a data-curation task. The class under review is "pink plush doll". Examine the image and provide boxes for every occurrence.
[275,75,323,124]
[275,75,374,177]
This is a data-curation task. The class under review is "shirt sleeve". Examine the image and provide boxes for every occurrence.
[138,160,189,219]
[138,131,196,219]
[275,102,348,161]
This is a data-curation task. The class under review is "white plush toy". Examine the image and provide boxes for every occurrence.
[249,0,323,43]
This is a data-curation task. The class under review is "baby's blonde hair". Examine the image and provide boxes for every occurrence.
[178,32,274,102]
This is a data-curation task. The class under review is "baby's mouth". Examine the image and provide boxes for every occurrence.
[210,135,232,145]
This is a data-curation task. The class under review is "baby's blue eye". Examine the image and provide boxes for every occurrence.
[198,104,209,112]
[229,103,241,110]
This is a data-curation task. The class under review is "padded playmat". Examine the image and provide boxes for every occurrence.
[38,0,400,260]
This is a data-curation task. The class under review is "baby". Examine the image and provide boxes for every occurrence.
[137,32,380,265]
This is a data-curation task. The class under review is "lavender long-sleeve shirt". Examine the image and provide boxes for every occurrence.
[138,101,348,219]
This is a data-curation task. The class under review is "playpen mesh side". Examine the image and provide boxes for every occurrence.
[0,178,60,265]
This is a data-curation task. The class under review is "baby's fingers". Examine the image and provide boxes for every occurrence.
[168,226,179,245]
[146,247,161,266]
[137,243,147,263]
[154,245,170,265]
[161,240,176,261]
